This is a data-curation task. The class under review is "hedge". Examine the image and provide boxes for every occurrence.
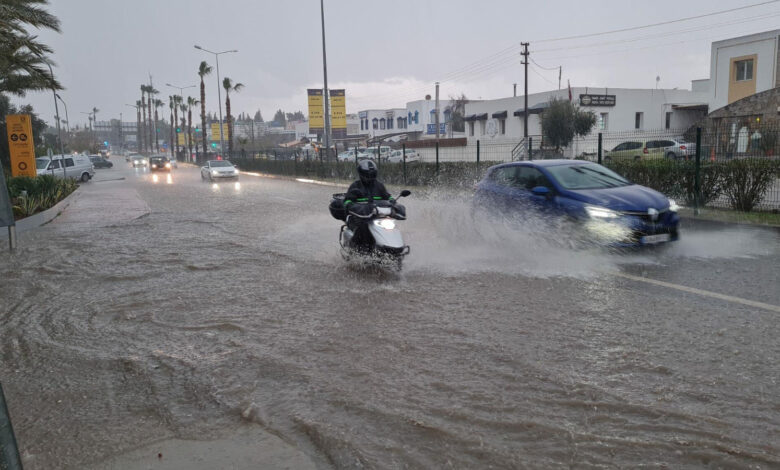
[5,174,78,219]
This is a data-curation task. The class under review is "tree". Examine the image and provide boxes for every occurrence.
[186,96,198,157]
[447,93,468,134]
[168,96,174,154]
[197,60,212,160]
[147,86,158,152]
[222,77,244,154]
[540,98,596,150]
[140,85,147,152]
[285,111,305,122]
[153,99,163,152]
[172,95,181,157]
[273,109,286,127]
[0,0,62,97]
[254,109,263,122]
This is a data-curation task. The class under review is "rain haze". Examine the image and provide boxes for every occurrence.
[16,0,780,123]
[2,1,780,469]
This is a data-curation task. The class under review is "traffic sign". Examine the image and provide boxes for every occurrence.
[6,115,36,178]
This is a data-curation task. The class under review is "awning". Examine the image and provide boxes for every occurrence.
[475,113,488,121]
[464,114,477,122]
[513,102,549,117]
[671,103,709,112]
[491,111,507,119]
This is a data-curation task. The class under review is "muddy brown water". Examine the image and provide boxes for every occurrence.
[1,166,779,469]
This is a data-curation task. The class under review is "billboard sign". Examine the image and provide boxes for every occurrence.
[210,123,229,141]
[579,94,616,107]
[330,89,346,138]
[426,123,446,135]
[308,89,324,134]
[6,114,37,178]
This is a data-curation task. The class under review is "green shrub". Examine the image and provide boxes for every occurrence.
[719,159,779,212]
[605,159,684,198]
[5,175,78,219]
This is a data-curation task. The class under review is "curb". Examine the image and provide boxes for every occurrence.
[0,186,81,238]
[679,214,780,231]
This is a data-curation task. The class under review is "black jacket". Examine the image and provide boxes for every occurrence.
[344,180,392,207]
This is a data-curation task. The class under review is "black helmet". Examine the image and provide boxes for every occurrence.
[357,159,378,185]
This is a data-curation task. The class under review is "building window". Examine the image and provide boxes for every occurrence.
[479,120,486,135]
[387,117,393,130]
[469,121,474,136]
[735,59,754,81]
[665,112,672,130]
[397,117,402,129]
[379,118,386,130]
[500,119,506,135]
[372,118,378,130]
[598,113,608,130]
[360,120,364,130]
[634,112,643,130]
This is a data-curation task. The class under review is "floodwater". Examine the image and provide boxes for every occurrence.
[1,165,779,469]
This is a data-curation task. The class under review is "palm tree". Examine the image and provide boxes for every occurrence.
[140,85,147,153]
[172,95,181,157]
[168,96,175,157]
[222,77,244,155]
[197,61,213,158]
[135,100,142,152]
[147,86,158,152]
[186,96,199,158]
[0,0,62,96]
[153,99,164,152]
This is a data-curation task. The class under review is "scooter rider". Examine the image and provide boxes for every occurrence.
[344,160,392,247]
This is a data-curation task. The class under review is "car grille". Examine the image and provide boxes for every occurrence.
[622,209,670,223]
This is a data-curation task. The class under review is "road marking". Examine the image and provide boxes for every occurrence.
[613,272,780,313]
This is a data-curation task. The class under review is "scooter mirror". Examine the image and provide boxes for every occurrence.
[399,190,411,197]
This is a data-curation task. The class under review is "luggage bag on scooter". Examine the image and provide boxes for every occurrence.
[329,193,347,221]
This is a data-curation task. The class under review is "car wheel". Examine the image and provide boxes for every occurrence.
[80,172,90,182]
[666,152,677,160]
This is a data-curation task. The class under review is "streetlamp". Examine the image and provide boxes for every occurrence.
[194,45,237,154]
[55,94,69,134]
[43,61,65,163]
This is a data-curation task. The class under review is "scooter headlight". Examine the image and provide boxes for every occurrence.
[374,219,396,230]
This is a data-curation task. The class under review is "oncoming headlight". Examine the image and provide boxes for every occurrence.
[212,170,219,175]
[374,219,396,230]
[668,199,680,212]
[585,204,620,219]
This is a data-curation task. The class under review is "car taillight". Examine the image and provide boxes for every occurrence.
[643,147,648,154]
[680,145,686,150]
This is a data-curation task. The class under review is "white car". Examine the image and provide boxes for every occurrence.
[131,155,148,167]
[386,149,420,163]
[35,154,95,182]
[201,160,239,181]
[338,149,370,161]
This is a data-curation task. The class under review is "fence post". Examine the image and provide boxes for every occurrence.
[597,133,603,164]
[694,127,702,216]
[476,140,480,166]
[435,141,440,177]
[0,382,22,470]
[402,143,407,185]
[354,145,358,166]
[274,150,278,161]
[376,144,381,170]
[528,137,533,160]
[319,147,324,178]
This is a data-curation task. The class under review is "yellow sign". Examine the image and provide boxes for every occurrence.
[210,123,228,141]
[330,89,346,132]
[308,89,324,133]
[177,133,187,145]
[6,114,36,177]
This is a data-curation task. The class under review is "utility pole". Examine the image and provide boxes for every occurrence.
[558,66,562,90]
[119,112,123,151]
[434,82,440,141]
[521,42,529,139]
[320,0,331,158]
[513,83,517,97]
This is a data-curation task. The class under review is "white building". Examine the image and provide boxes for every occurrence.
[357,99,455,141]
[462,87,709,144]
[700,29,779,112]
[358,108,407,138]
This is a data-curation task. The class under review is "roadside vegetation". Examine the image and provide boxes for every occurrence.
[5,174,77,219]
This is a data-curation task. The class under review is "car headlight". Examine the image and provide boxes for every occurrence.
[143,159,148,164]
[212,170,218,175]
[165,163,171,168]
[585,204,620,219]
[374,219,396,230]
[668,199,679,212]
[151,164,157,169]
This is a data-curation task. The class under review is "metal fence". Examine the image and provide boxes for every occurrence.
[221,123,780,213]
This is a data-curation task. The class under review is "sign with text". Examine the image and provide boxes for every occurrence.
[330,89,346,138]
[308,89,324,134]
[426,123,446,135]
[6,114,36,177]
[579,94,616,107]
[209,123,229,141]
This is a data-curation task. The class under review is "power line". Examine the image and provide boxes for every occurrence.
[530,58,559,71]
[535,0,779,43]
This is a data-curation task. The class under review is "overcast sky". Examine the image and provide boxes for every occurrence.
[14,0,780,127]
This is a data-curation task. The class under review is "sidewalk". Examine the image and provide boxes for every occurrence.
[48,177,150,228]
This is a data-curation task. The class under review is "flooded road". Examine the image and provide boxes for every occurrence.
[1,163,779,469]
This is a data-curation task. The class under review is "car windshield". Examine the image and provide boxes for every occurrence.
[209,161,232,167]
[35,158,50,169]
[545,163,631,190]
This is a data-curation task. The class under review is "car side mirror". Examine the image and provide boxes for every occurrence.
[531,186,550,196]
[399,190,411,197]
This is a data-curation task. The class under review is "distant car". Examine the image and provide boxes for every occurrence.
[386,149,420,163]
[201,160,239,181]
[605,138,696,161]
[362,146,391,161]
[36,154,95,182]
[474,160,680,247]
[149,156,171,171]
[337,149,370,162]
[131,155,148,167]
[89,155,113,169]
[126,152,141,162]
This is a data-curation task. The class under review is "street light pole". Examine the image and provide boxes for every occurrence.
[44,61,65,162]
[320,0,331,156]
[194,45,237,155]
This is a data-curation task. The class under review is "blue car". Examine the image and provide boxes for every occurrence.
[474,160,680,246]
